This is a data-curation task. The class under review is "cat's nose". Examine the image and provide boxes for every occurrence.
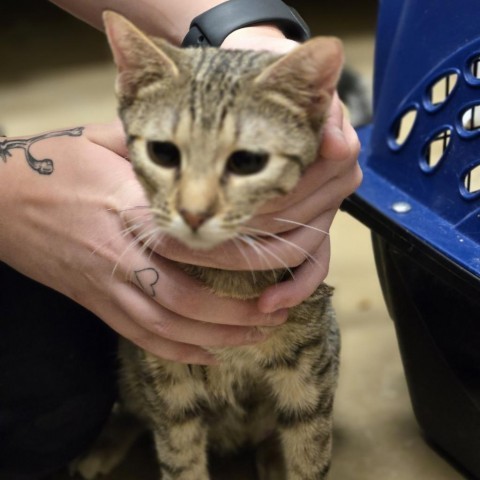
[179,209,212,232]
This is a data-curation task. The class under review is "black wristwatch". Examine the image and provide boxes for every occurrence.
[181,0,311,48]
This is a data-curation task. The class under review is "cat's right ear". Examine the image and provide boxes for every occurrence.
[103,11,179,100]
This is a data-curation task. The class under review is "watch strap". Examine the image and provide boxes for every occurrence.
[181,0,310,48]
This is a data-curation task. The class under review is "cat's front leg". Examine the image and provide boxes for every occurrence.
[120,344,211,480]
[152,416,210,480]
[277,406,333,480]
[71,408,146,480]
[266,348,338,480]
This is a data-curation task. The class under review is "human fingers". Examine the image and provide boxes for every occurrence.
[112,281,275,349]
[257,237,332,313]
[92,294,217,365]
[123,252,288,327]
[247,164,360,235]
[238,209,334,270]
[248,99,361,238]
[91,238,288,360]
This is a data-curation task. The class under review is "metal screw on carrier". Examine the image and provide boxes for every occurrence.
[391,201,412,213]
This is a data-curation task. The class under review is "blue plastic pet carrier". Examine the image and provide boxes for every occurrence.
[344,0,480,477]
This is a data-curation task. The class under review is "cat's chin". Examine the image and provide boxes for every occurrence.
[168,231,233,252]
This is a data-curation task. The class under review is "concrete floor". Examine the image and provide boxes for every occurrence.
[1,2,468,479]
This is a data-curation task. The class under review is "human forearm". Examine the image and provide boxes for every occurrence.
[49,0,228,44]
[0,144,23,264]
[49,0,287,47]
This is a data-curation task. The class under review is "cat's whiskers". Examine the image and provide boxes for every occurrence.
[102,206,154,248]
[146,234,166,264]
[113,207,169,265]
[89,214,150,260]
[134,228,168,280]
[237,235,278,277]
[136,225,163,259]
[237,233,295,280]
[142,224,167,261]
[112,205,151,214]
[241,225,322,269]
[120,210,155,230]
[273,217,330,236]
[231,237,257,283]
[111,223,165,280]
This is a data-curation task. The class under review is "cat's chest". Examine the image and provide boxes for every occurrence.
[194,360,264,406]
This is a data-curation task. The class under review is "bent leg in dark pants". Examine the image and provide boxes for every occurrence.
[0,263,117,480]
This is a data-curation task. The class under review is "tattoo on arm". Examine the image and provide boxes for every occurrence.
[134,268,160,297]
[0,127,84,175]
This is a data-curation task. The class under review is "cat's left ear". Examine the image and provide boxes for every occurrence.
[255,37,344,120]
[103,10,180,100]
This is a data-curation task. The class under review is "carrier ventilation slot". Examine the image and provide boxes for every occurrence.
[429,74,458,106]
[471,56,480,79]
[392,109,417,147]
[464,165,480,194]
[462,105,480,132]
[425,129,451,168]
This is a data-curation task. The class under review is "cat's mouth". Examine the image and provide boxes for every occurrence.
[166,216,236,251]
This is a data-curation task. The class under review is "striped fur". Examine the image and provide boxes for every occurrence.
[87,12,344,480]
[117,283,339,480]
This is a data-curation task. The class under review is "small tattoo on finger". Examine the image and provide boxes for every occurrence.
[134,268,160,297]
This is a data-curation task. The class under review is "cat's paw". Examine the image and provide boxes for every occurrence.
[70,409,146,479]
[70,448,125,479]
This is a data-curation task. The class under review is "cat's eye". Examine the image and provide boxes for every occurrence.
[147,141,181,169]
[226,150,269,176]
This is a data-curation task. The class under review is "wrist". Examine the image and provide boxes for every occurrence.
[171,0,230,45]
[181,0,309,48]
[221,24,285,49]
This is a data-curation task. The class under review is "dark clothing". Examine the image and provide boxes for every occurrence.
[0,263,117,480]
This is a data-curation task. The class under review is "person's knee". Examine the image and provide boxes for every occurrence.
[0,265,118,478]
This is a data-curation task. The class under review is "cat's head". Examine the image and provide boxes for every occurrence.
[104,11,343,250]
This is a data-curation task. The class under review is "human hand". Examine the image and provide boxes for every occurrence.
[0,121,287,364]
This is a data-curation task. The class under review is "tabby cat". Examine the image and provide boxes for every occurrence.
[77,11,345,480]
